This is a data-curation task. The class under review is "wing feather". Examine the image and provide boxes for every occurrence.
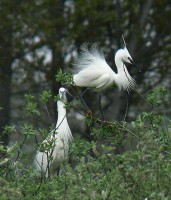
[73,43,111,73]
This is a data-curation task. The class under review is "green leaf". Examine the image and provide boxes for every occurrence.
[23,123,37,138]
[56,69,73,86]
[3,125,16,135]
[25,102,40,116]
[40,90,52,103]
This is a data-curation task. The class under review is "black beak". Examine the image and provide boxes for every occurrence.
[128,57,141,72]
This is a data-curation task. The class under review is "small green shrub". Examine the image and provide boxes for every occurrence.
[1,86,171,199]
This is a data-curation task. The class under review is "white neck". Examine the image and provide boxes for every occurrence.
[114,56,136,91]
[56,100,67,128]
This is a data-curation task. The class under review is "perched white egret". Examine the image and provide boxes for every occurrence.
[73,43,140,92]
[34,87,73,178]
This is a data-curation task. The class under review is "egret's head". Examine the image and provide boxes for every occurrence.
[122,47,133,64]
[115,47,133,63]
[115,47,141,72]
[59,87,67,103]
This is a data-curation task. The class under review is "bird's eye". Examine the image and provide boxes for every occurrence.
[128,57,132,62]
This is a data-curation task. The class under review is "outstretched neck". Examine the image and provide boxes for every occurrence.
[114,55,136,91]
[56,100,67,127]
[115,54,125,73]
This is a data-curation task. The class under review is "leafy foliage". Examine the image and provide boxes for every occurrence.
[56,69,73,86]
[1,86,171,199]
[25,94,40,116]
[40,90,52,103]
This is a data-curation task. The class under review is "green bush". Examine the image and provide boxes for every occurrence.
[1,86,171,199]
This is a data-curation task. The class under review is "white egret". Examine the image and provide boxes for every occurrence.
[73,42,140,92]
[34,87,73,178]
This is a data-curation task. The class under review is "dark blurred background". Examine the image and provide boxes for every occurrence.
[0,0,171,146]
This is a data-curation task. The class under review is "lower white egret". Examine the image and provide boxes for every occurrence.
[34,87,73,178]
[73,43,140,92]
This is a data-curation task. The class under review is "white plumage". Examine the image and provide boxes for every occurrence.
[73,43,139,92]
[34,87,73,177]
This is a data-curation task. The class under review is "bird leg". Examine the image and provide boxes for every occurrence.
[98,94,104,121]
[124,92,129,121]
[80,88,90,110]
[57,167,60,176]
[80,88,88,96]
[80,95,90,111]
[78,89,91,112]
[69,86,92,114]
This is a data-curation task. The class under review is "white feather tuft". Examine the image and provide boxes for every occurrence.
[73,43,105,72]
